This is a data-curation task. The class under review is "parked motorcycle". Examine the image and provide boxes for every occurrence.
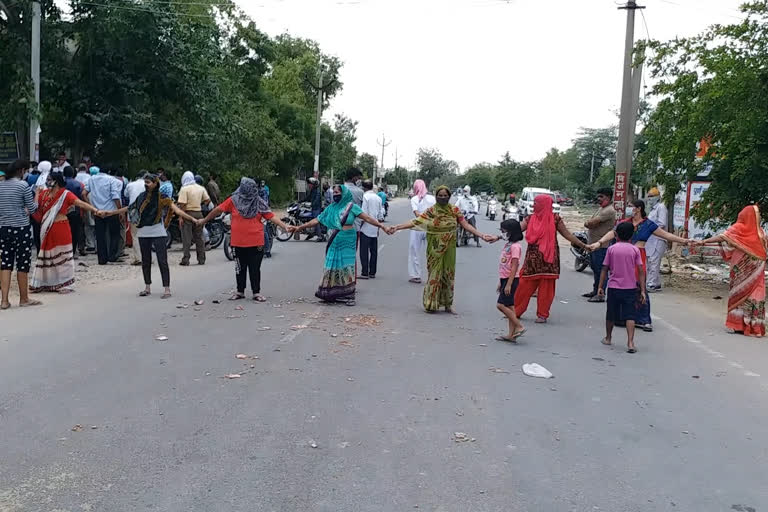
[277,201,323,241]
[570,231,590,272]
[487,199,498,221]
[165,213,225,250]
[223,213,234,261]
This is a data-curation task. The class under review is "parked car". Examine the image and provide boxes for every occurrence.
[554,191,574,206]
[518,187,561,220]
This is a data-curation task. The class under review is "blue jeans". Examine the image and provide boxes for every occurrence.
[263,221,272,255]
[590,247,607,294]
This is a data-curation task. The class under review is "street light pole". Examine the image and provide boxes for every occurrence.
[312,69,324,180]
[29,0,41,161]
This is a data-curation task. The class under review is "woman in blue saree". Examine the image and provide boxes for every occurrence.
[588,199,691,331]
[295,184,388,306]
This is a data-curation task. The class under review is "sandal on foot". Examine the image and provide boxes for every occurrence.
[535,317,547,324]
[512,328,527,339]
[139,290,151,297]
[19,299,42,307]
[161,293,172,299]
[627,348,637,354]
[229,293,245,301]
[253,295,267,302]
[601,338,612,346]
[495,335,517,343]
[408,278,422,284]
[0,303,10,310]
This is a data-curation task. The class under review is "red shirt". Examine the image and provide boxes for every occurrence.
[219,197,274,247]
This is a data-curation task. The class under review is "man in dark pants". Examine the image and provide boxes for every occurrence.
[359,180,383,279]
[583,187,616,302]
[307,177,325,242]
[84,166,122,264]
[62,166,84,258]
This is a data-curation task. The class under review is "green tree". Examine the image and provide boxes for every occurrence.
[416,147,458,187]
[357,153,377,179]
[638,2,768,225]
[384,165,412,192]
[462,163,496,193]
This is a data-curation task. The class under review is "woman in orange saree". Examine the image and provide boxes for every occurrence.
[699,205,767,337]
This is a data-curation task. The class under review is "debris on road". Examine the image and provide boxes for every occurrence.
[259,326,272,331]
[223,373,243,379]
[235,354,248,359]
[309,439,318,448]
[489,367,509,374]
[344,314,382,327]
[291,324,308,330]
[522,363,553,379]
[478,343,487,347]
[194,299,204,305]
[234,305,245,311]
[71,424,83,432]
[176,303,189,309]
[347,377,354,382]
[453,432,476,443]
[155,335,168,342]
[692,375,700,379]
[90,425,98,430]
[212,299,221,304]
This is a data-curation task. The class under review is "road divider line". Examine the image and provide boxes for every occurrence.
[653,314,761,379]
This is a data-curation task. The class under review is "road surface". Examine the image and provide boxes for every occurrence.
[1,199,766,511]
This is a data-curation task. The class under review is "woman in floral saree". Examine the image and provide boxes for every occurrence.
[30,169,103,293]
[296,184,387,306]
[389,185,498,313]
[697,205,767,337]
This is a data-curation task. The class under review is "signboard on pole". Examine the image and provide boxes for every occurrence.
[613,171,628,220]
[0,132,20,163]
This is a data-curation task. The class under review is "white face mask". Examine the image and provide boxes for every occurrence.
[646,196,660,207]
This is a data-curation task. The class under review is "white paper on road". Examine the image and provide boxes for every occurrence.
[522,363,553,379]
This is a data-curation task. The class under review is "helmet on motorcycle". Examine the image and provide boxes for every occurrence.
[463,185,471,196]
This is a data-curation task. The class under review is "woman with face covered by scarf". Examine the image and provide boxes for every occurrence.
[388,185,499,313]
[513,194,588,323]
[108,173,195,298]
[294,184,388,306]
[199,177,291,302]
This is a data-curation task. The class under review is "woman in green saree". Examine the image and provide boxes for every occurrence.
[389,185,499,313]
[295,184,387,306]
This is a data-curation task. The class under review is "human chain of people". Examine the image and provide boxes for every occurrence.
[2,159,765,354]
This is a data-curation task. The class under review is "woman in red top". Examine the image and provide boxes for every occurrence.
[30,169,104,293]
[199,178,291,301]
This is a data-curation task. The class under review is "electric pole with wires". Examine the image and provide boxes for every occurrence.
[376,133,391,184]
[614,0,645,219]
[307,65,337,179]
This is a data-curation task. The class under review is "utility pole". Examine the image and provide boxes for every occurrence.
[376,133,391,184]
[614,0,645,219]
[307,65,337,180]
[29,0,41,162]
[393,147,399,171]
[590,148,596,183]
[312,70,324,180]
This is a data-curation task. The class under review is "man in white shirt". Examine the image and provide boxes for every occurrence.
[455,185,480,247]
[359,180,383,279]
[408,179,436,283]
[645,187,668,292]
[52,151,71,173]
[125,174,147,265]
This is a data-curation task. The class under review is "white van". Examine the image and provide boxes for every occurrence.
[518,187,561,220]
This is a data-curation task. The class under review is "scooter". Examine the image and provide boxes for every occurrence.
[570,231,590,272]
[502,203,519,221]
[487,199,498,221]
[457,210,479,247]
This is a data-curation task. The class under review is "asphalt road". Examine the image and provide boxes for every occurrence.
[1,199,767,512]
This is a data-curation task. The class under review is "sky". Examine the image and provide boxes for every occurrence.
[241,0,746,171]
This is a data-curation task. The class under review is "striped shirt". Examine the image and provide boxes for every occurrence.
[0,178,37,228]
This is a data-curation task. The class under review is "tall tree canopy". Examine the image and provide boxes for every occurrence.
[638,1,768,225]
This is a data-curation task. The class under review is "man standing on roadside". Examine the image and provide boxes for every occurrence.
[84,166,122,265]
[158,169,174,199]
[645,187,668,292]
[359,180,383,279]
[206,173,221,206]
[125,174,147,266]
[75,163,95,253]
[177,171,210,266]
[62,166,84,259]
[582,187,616,302]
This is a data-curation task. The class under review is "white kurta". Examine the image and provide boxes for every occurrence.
[408,194,436,279]
[646,202,668,288]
